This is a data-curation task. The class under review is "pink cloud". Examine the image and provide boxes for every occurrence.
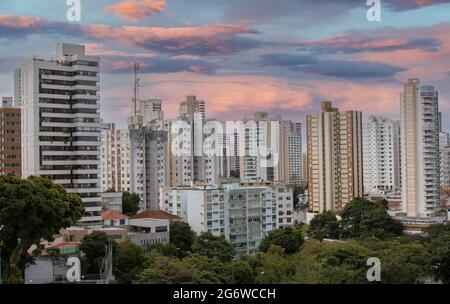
[0,14,259,56]
[105,0,166,22]
[81,23,259,55]
[0,14,47,29]
[100,72,406,128]
[83,23,257,42]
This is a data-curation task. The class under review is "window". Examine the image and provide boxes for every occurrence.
[155,226,168,233]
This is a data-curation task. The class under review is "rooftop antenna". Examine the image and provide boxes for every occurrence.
[133,62,140,116]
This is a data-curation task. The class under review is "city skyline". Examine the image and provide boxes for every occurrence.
[1,1,450,129]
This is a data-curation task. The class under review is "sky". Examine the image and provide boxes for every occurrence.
[1,0,450,129]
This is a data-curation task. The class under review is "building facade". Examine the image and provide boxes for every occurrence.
[363,116,401,194]
[400,79,442,220]
[240,112,287,184]
[0,97,21,176]
[100,123,131,192]
[140,99,163,129]
[20,43,102,226]
[160,182,294,256]
[285,121,302,186]
[307,101,363,213]
[439,132,450,189]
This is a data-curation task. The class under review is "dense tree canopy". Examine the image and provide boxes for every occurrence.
[122,192,140,216]
[113,242,148,284]
[340,198,404,239]
[294,241,371,284]
[424,226,450,283]
[259,227,304,254]
[0,175,84,283]
[169,221,196,258]
[80,232,118,275]
[308,211,340,240]
[192,232,235,262]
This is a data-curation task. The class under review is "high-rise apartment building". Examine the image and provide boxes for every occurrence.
[400,79,442,221]
[363,116,401,194]
[14,69,22,107]
[285,121,302,186]
[141,99,163,129]
[128,127,169,211]
[439,132,450,189]
[165,96,219,186]
[20,43,102,226]
[160,182,293,256]
[240,112,287,183]
[301,152,307,187]
[179,95,205,120]
[100,123,132,192]
[307,101,363,213]
[0,97,21,176]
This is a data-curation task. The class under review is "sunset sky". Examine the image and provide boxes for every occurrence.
[1,0,450,129]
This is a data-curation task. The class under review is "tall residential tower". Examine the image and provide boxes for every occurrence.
[307,101,363,213]
[20,43,102,226]
[363,116,401,194]
[400,79,442,222]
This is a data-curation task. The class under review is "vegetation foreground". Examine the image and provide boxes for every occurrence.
[0,175,449,284]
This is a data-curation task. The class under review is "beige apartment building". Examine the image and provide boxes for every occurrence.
[307,101,363,213]
[0,97,21,176]
[400,79,442,222]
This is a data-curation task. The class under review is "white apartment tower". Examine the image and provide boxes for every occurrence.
[401,78,441,219]
[440,132,450,189]
[363,116,401,194]
[20,43,102,225]
[165,96,219,186]
[307,101,363,213]
[240,112,286,183]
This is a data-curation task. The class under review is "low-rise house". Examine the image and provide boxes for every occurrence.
[102,210,129,227]
[128,210,181,249]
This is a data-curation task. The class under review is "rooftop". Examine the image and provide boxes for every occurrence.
[131,210,182,221]
[101,210,129,220]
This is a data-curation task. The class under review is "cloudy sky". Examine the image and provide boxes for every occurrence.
[1,0,450,129]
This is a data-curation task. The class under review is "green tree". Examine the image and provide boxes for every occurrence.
[228,259,255,284]
[184,254,231,283]
[340,198,403,239]
[254,245,295,283]
[136,254,199,284]
[79,232,118,275]
[378,242,428,283]
[192,232,235,262]
[308,211,340,240]
[293,185,305,206]
[0,175,84,283]
[259,227,304,254]
[169,221,196,258]
[114,242,148,284]
[421,223,450,242]
[294,241,371,284]
[122,191,140,216]
[425,232,450,283]
[147,243,179,257]
[359,207,404,238]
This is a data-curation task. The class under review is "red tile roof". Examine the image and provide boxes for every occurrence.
[131,210,182,220]
[102,210,129,220]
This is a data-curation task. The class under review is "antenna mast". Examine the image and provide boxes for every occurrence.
[133,62,140,116]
